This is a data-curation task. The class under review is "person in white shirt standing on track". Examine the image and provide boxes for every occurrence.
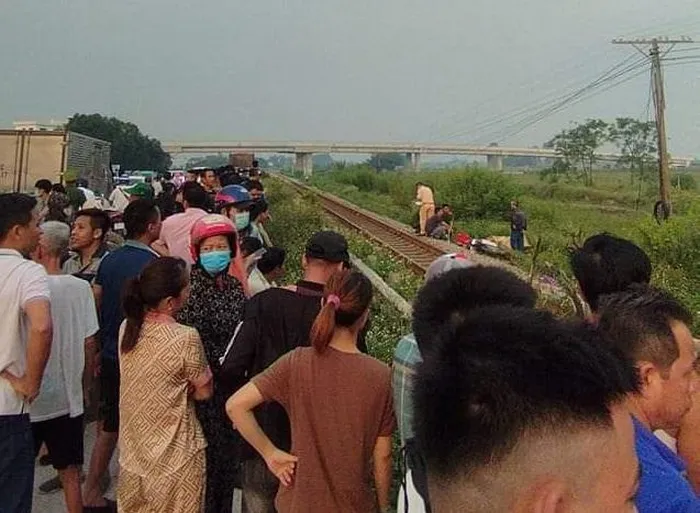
[29,221,99,513]
[0,193,53,513]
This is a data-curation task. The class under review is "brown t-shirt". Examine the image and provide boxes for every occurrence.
[253,346,395,513]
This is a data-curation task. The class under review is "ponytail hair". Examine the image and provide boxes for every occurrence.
[310,270,373,352]
[121,257,188,353]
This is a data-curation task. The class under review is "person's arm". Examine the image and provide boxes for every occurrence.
[1,298,52,402]
[373,436,393,513]
[226,382,298,486]
[83,335,97,406]
[183,329,213,401]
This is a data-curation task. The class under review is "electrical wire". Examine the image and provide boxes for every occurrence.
[434,55,650,144]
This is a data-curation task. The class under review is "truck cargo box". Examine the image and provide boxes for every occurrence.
[0,130,112,193]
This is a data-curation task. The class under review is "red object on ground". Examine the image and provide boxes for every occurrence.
[454,232,472,247]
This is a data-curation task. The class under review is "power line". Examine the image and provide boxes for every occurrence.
[432,55,648,143]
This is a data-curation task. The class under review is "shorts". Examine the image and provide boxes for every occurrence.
[32,414,84,470]
[0,414,34,513]
[99,357,120,433]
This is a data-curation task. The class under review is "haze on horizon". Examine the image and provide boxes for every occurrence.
[1,0,699,156]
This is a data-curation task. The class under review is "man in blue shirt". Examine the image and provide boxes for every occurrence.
[598,285,700,513]
[83,199,161,512]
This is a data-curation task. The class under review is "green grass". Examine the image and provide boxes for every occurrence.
[309,165,700,329]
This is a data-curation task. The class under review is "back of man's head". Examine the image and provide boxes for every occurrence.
[570,233,652,312]
[412,266,537,354]
[182,181,207,210]
[0,193,38,245]
[124,199,159,240]
[414,307,640,512]
[39,221,70,257]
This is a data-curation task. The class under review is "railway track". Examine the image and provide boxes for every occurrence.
[277,175,446,273]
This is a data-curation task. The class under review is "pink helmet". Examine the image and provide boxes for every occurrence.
[189,214,237,262]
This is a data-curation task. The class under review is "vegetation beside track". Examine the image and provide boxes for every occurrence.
[305,165,700,329]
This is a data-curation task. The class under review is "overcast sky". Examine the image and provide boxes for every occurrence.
[2,0,699,155]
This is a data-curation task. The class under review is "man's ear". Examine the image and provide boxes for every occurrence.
[529,479,569,513]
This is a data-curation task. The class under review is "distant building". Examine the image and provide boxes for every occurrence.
[12,120,65,131]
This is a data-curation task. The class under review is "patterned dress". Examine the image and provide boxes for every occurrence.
[118,318,210,513]
[178,267,246,513]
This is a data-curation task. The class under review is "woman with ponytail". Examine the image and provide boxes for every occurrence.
[176,214,247,513]
[117,257,212,513]
[226,270,395,513]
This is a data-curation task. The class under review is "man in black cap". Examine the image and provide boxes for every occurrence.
[220,230,358,513]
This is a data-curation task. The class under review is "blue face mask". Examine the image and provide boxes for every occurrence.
[200,250,231,275]
[234,211,250,231]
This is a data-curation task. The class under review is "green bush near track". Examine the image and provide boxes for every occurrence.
[309,165,700,329]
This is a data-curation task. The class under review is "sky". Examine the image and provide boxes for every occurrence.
[2,0,699,156]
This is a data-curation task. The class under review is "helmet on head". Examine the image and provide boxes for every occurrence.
[189,214,237,262]
[215,185,253,211]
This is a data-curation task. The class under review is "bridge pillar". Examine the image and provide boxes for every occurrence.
[487,154,504,171]
[407,152,421,171]
[295,152,313,178]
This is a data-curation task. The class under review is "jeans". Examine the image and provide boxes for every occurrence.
[510,230,524,252]
[0,414,34,513]
[241,457,278,513]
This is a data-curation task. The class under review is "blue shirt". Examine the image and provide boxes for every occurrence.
[95,241,158,361]
[391,333,422,444]
[634,417,700,513]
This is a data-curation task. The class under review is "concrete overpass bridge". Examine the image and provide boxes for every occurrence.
[163,141,693,176]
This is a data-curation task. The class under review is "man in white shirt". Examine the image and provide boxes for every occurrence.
[30,221,98,513]
[0,193,53,513]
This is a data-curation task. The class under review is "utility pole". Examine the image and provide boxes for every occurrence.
[612,36,694,219]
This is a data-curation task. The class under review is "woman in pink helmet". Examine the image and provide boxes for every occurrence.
[177,214,247,513]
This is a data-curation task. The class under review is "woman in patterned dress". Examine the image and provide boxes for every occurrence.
[118,257,213,513]
[178,214,247,513]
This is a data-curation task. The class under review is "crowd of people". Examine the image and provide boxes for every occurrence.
[1,165,700,513]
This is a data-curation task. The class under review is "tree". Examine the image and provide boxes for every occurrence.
[367,153,408,172]
[66,113,172,172]
[609,118,657,209]
[547,119,608,186]
[185,154,229,169]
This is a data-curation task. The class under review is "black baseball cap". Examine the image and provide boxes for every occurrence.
[305,231,350,263]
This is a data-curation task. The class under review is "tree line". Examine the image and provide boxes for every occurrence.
[545,117,657,187]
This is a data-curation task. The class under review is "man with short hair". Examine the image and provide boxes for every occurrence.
[414,306,641,513]
[570,233,652,315]
[0,193,53,513]
[63,208,112,283]
[393,255,537,512]
[220,231,356,513]
[158,182,209,265]
[185,169,199,183]
[597,285,700,513]
[35,179,53,222]
[247,179,265,201]
[424,204,453,240]
[82,199,162,510]
[30,221,99,513]
[509,200,527,251]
